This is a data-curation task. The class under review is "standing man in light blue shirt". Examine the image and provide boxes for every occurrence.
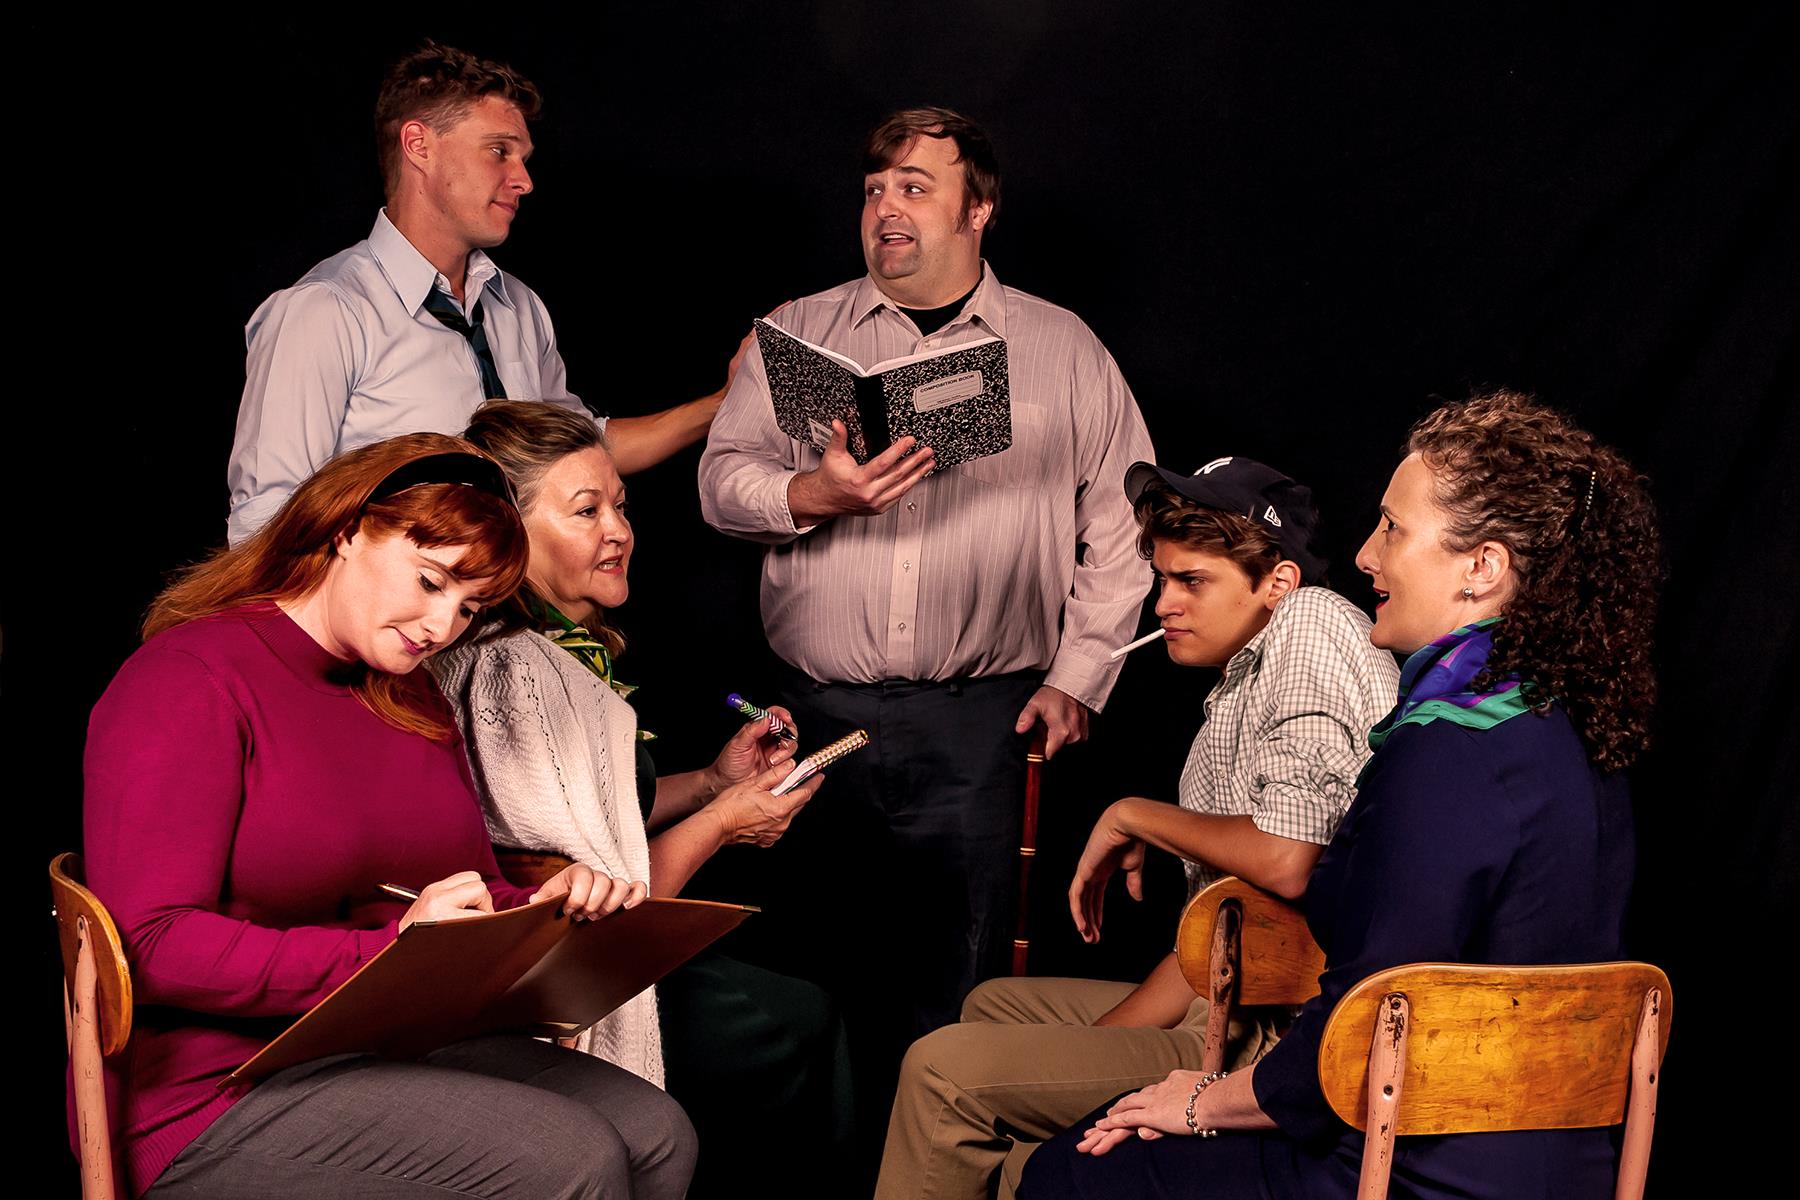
[227,42,731,545]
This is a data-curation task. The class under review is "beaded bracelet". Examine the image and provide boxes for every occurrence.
[1184,1069,1229,1137]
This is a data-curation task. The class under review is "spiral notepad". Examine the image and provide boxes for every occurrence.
[771,729,870,795]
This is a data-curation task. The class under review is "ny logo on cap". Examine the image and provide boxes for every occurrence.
[1197,457,1233,475]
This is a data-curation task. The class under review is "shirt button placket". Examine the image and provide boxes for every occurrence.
[887,490,926,677]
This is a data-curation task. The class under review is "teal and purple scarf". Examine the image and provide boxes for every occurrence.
[1367,618,1534,752]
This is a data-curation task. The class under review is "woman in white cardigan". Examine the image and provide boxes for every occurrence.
[431,401,851,1191]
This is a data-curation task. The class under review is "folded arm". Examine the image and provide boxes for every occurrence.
[1071,799,1323,944]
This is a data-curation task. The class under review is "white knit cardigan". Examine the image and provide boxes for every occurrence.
[431,629,663,1086]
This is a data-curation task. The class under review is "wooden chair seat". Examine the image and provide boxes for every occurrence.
[493,847,575,891]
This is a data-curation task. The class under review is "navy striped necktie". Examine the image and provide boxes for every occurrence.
[422,287,508,400]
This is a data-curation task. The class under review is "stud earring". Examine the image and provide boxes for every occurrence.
[1461,587,1474,599]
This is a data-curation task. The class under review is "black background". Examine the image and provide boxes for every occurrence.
[13,6,1797,1193]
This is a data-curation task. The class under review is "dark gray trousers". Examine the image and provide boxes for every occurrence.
[750,667,1041,1184]
[144,1035,696,1199]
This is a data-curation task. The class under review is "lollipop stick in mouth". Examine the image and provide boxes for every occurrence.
[1108,629,1165,661]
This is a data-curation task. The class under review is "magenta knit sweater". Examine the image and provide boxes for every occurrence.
[80,605,533,1196]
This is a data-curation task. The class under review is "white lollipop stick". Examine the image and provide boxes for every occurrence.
[1108,629,1166,660]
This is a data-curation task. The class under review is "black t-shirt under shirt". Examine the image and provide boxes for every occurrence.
[900,279,980,338]
[635,741,657,824]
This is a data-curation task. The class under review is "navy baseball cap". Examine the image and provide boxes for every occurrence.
[1125,457,1328,584]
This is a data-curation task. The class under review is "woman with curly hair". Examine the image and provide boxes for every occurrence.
[1019,390,1660,1200]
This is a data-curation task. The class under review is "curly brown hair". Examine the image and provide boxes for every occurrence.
[1133,481,1283,586]
[1406,390,1663,772]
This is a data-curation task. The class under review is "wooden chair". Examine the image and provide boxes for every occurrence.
[492,847,576,891]
[1316,962,1673,1200]
[490,848,580,1047]
[1174,875,1324,1072]
[50,852,133,1200]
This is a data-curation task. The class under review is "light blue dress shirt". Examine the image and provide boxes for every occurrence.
[226,211,597,544]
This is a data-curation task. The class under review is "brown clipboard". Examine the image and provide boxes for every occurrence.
[226,895,752,1085]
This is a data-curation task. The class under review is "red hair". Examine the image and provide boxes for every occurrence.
[146,434,529,739]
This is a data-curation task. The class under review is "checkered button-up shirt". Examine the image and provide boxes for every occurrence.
[1179,586,1400,894]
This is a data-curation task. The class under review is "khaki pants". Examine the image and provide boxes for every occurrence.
[874,976,1279,1200]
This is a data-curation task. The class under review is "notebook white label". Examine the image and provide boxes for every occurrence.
[912,371,984,413]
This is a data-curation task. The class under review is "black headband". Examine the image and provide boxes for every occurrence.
[366,452,517,508]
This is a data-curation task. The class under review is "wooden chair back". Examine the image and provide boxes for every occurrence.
[1316,962,1672,1200]
[1174,875,1324,1073]
[493,848,576,891]
[490,848,580,1048]
[50,852,133,1200]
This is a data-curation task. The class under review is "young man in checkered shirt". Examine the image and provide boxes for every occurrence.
[875,456,1399,1200]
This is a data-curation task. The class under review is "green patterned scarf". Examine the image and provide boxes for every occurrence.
[530,596,655,742]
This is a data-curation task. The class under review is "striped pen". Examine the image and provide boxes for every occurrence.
[726,692,799,743]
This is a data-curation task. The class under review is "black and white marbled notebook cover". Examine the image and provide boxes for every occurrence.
[754,319,1012,469]
[880,340,1011,470]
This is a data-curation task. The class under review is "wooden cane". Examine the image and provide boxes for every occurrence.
[1011,728,1049,975]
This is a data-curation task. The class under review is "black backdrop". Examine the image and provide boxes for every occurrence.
[14,6,1797,1193]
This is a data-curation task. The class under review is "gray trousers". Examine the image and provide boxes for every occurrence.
[144,1035,697,1199]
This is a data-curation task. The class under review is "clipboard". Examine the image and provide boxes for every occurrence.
[227,895,752,1084]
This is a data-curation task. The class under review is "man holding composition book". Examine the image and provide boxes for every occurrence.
[698,106,1155,1156]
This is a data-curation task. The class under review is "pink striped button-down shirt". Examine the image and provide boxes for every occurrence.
[698,267,1155,711]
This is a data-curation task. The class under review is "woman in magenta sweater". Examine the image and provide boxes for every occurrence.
[83,433,696,1199]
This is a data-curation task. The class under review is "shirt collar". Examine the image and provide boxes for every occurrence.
[369,209,517,316]
[851,259,1008,339]
[1221,598,1281,683]
[1203,614,1270,719]
[466,250,511,308]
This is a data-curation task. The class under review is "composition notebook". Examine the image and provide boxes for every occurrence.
[754,318,1013,470]
[226,895,751,1084]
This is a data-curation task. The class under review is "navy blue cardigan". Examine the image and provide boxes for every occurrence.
[1252,705,1637,1198]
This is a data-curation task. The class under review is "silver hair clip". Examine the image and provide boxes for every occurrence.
[1569,467,1599,537]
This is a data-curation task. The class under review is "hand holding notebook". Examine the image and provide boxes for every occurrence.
[787,420,939,524]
